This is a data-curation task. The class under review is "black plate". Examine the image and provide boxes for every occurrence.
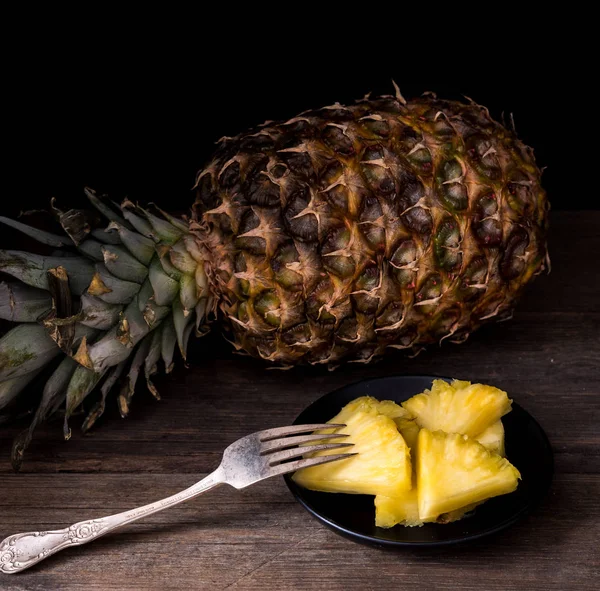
[284,375,553,548]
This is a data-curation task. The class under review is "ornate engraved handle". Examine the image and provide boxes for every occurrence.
[1,468,224,574]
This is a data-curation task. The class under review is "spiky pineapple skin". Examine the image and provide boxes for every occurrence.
[193,95,548,365]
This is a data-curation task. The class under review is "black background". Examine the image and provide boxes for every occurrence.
[3,28,592,219]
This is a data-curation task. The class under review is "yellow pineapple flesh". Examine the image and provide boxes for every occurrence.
[333,396,412,423]
[375,489,480,528]
[292,399,412,497]
[476,420,505,456]
[375,488,422,528]
[403,380,512,438]
[417,429,520,521]
[395,418,420,450]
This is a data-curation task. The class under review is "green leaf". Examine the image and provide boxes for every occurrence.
[107,222,155,265]
[64,365,105,438]
[161,315,177,373]
[77,239,105,261]
[0,281,52,322]
[91,263,140,304]
[0,250,95,295]
[101,245,149,284]
[84,187,131,228]
[0,324,60,382]
[0,216,72,247]
[138,207,183,245]
[172,299,193,360]
[121,203,155,239]
[81,360,126,433]
[169,241,197,274]
[144,327,162,399]
[118,335,152,417]
[149,257,179,306]
[80,293,123,330]
[11,356,79,470]
[180,274,200,312]
[91,227,122,245]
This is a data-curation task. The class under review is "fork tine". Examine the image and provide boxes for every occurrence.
[259,423,345,441]
[260,432,349,454]
[267,442,354,465]
[268,452,357,477]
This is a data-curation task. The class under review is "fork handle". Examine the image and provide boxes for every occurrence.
[0,467,225,574]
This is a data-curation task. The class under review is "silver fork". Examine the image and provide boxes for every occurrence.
[0,424,354,574]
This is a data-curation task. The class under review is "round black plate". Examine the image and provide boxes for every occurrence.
[284,375,553,548]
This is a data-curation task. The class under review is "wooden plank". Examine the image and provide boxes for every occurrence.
[0,474,598,590]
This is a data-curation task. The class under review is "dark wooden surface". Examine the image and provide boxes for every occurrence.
[1,211,599,590]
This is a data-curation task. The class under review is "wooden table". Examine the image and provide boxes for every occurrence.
[1,211,598,590]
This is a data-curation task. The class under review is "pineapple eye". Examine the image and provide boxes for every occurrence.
[253,290,282,327]
[443,183,469,212]
[466,134,501,180]
[415,273,443,304]
[281,322,311,345]
[237,301,250,324]
[195,172,219,209]
[401,206,433,235]
[362,145,385,161]
[408,146,432,171]
[283,188,319,242]
[319,159,344,188]
[473,218,503,247]
[355,264,380,292]
[434,218,463,272]
[500,227,529,280]
[322,125,354,156]
[397,173,424,213]
[270,164,287,179]
[236,209,266,255]
[431,117,455,137]
[477,192,499,217]
[376,302,404,328]
[390,240,417,267]
[437,159,469,212]
[461,256,488,298]
[440,159,462,182]
[361,119,390,138]
[361,225,386,253]
[219,160,241,189]
[432,305,461,337]
[280,117,312,136]
[323,255,356,279]
[279,150,314,177]
[506,171,535,215]
[245,175,281,207]
[337,316,359,341]
[324,183,350,211]
[361,162,395,196]
[239,133,275,152]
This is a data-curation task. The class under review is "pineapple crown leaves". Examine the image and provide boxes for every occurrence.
[0,188,212,470]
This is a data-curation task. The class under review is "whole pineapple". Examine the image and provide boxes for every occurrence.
[0,88,549,467]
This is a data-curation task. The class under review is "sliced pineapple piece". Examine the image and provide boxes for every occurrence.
[395,418,420,450]
[376,415,481,528]
[475,420,505,456]
[293,404,412,497]
[375,490,480,528]
[417,429,520,521]
[334,396,412,423]
[375,488,422,528]
[403,379,512,438]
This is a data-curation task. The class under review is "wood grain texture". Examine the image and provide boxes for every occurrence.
[1,211,599,590]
